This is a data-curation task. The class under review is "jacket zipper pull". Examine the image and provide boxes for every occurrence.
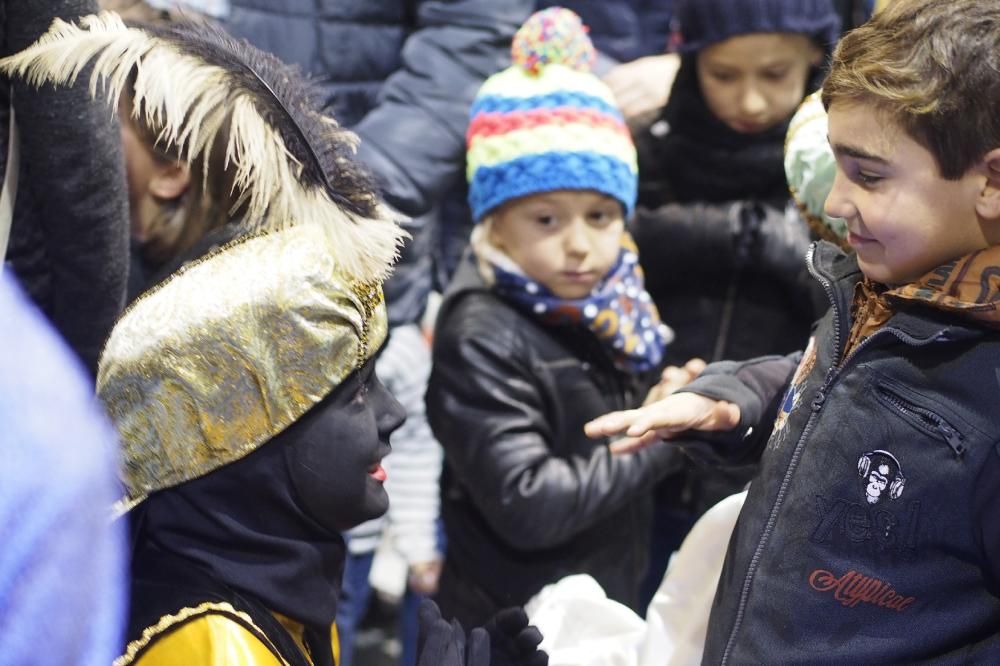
[937,422,966,458]
[811,388,826,412]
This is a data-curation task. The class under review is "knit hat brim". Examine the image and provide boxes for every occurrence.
[470,152,636,220]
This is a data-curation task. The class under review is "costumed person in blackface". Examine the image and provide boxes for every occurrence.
[427,7,680,628]
[87,10,449,665]
[2,14,546,666]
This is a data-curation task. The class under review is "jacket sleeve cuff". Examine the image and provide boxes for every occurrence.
[671,355,799,465]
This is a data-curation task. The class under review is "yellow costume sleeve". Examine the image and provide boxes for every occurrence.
[132,615,287,666]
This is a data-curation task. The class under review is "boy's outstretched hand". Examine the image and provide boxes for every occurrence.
[584,392,741,455]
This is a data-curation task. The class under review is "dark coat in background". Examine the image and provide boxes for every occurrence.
[632,56,819,368]
[1,0,129,376]
[225,0,533,325]
[225,0,533,219]
[537,0,675,68]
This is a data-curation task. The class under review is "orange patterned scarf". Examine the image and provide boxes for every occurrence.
[842,247,1000,360]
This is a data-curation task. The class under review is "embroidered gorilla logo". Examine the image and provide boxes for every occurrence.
[857,450,906,505]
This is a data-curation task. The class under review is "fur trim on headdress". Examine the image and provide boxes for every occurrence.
[0,12,405,282]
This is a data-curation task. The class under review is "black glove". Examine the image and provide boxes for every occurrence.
[482,606,548,666]
[416,599,491,666]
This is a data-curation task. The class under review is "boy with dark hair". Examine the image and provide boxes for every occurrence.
[587,0,1000,661]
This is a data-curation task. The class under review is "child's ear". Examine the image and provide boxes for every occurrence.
[484,217,505,251]
[975,148,1000,221]
[149,161,191,201]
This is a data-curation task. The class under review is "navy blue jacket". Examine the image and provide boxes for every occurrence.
[225,0,532,325]
[681,242,1000,663]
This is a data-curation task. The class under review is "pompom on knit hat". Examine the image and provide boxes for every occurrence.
[673,0,841,54]
[466,7,638,221]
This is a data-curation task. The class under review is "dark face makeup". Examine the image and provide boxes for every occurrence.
[282,358,406,532]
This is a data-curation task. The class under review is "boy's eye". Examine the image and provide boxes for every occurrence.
[588,209,617,225]
[855,170,884,186]
[709,70,737,83]
[535,215,556,226]
[762,67,790,81]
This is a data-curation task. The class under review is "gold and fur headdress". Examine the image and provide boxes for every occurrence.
[0,13,407,510]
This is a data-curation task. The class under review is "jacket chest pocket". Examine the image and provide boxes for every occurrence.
[797,372,985,563]
[873,377,967,460]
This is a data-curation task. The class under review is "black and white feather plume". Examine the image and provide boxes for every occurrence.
[0,11,405,282]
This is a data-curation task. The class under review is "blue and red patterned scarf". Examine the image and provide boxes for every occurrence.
[481,234,672,373]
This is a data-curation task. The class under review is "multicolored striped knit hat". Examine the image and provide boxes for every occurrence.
[466,7,638,221]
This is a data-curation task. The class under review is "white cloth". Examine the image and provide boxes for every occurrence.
[526,491,748,666]
[641,490,747,665]
[526,575,646,666]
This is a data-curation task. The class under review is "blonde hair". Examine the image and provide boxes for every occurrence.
[469,218,499,287]
[822,0,1000,179]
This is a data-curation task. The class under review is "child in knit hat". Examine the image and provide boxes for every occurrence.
[636,0,841,365]
[427,7,679,628]
[627,0,843,609]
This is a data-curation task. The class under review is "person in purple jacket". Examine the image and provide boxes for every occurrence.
[0,270,127,666]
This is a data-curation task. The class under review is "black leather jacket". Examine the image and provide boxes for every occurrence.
[633,198,818,367]
[427,256,681,623]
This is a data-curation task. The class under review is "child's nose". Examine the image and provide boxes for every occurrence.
[823,168,854,221]
[740,84,768,117]
[563,220,590,256]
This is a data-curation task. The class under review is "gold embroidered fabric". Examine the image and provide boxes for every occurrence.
[114,601,290,666]
[97,223,387,506]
